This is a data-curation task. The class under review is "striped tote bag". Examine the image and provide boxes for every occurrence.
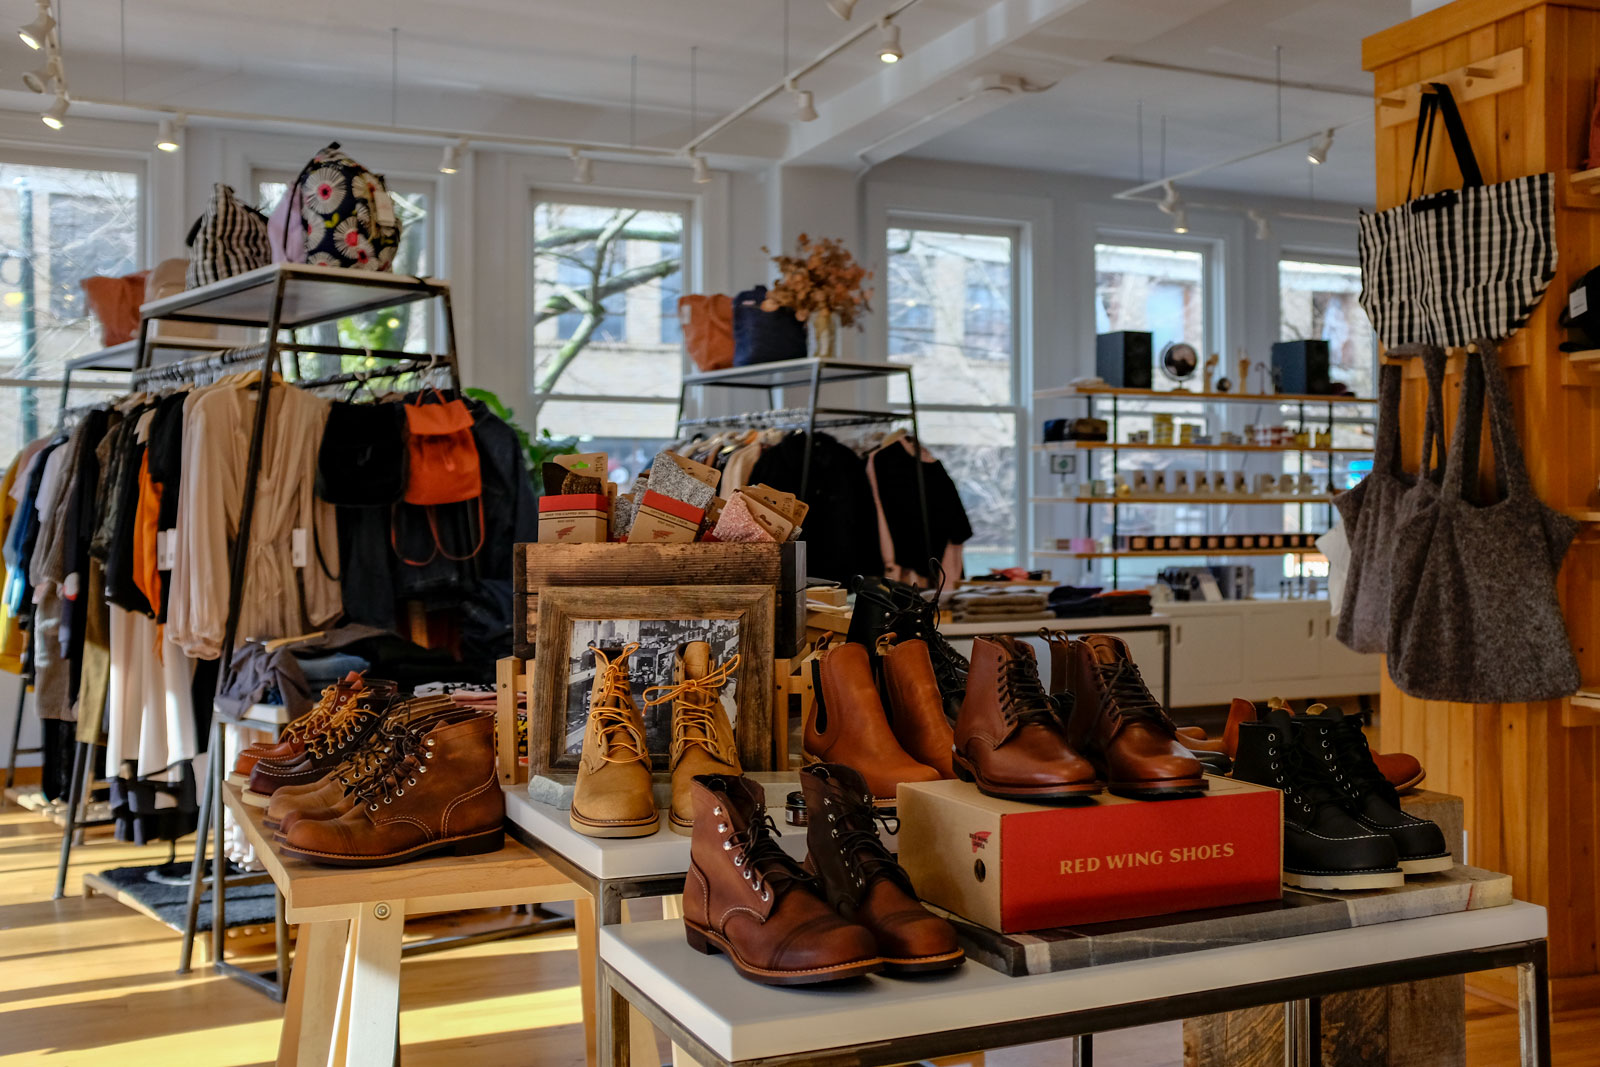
[1358,84,1556,349]
[185,183,273,289]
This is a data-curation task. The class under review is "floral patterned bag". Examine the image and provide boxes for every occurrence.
[294,142,403,272]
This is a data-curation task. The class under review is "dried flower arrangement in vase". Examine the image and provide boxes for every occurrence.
[761,234,872,359]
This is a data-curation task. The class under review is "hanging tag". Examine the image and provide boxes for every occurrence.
[1572,286,1589,319]
[157,530,177,570]
[291,528,308,569]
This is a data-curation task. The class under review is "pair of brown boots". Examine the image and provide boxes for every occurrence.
[569,641,741,838]
[683,764,962,986]
[955,633,1206,800]
[802,638,955,802]
[268,701,505,867]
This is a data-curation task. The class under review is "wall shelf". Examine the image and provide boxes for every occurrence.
[1032,494,1337,506]
[1034,547,1325,560]
[1034,384,1378,405]
[1033,442,1373,455]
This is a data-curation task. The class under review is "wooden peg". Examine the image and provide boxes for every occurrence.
[1380,95,1406,108]
[1465,66,1494,78]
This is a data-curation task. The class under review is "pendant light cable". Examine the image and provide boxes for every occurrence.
[390,27,398,126]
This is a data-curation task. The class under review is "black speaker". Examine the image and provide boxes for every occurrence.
[1096,331,1152,389]
[1271,339,1331,395]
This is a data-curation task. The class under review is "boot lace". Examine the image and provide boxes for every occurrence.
[590,643,647,764]
[997,652,1057,730]
[360,732,433,811]
[1095,659,1171,729]
[646,654,740,763]
[1317,712,1396,806]
[281,682,356,741]
[305,689,376,758]
[723,809,811,903]
[821,786,911,894]
[888,594,968,694]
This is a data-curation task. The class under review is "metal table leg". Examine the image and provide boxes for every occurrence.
[4,682,29,791]
[52,740,90,899]
[1518,943,1552,1067]
[178,719,219,974]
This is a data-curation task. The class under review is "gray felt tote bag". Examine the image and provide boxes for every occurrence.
[1386,339,1580,702]
[1333,350,1447,653]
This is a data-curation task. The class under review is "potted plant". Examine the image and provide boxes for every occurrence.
[761,234,872,359]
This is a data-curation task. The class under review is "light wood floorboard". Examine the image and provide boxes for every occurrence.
[0,798,1593,1065]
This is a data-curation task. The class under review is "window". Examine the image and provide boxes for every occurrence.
[1094,243,1206,359]
[0,160,141,465]
[1279,258,1375,399]
[255,175,434,355]
[530,197,688,486]
[887,223,1022,574]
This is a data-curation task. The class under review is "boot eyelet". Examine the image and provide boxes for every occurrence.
[408,778,416,786]
[717,822,727,833]
[734,856,743,867]
[369,803,378,811]
[742,869,752,880]
[830,829,839,838]
[1270,762,1279,771]
[396,789,404,797]
[722,840,733,851]
[384,797,392,804]
[761,890,770,903]
[713,806,722,816]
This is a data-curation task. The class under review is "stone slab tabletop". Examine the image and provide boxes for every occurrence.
[949,863,1512,977]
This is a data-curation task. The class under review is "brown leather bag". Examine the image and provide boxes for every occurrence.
[678,294,734,371]
[403,391,480,506]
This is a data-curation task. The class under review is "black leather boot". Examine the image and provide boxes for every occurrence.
[1232,708,1403,891]
[847,575,968,719]
[1291,706,1451,875]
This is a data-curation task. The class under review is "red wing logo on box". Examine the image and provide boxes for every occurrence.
[969,830,991,853]
[556,524,576,539]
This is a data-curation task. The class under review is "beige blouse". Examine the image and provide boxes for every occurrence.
[168,376,341,660]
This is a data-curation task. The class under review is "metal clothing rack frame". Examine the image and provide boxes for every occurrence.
[676,358,934,569]
[97,265,463,1001]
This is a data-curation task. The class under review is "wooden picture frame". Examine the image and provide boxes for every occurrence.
[529,584,775,778]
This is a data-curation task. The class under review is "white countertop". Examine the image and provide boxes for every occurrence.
[599,901,1547,1063]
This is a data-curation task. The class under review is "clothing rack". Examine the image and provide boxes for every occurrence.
[675,406,914,434]
[677,357,934,568]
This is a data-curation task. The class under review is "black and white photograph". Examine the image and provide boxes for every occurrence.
[562,617,743,756]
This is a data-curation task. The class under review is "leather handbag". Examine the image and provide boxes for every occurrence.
[402,391,480,506]
[732,285,806,366]
[1358,84,1556,349]
[1386,339,1580,702]
[679,294,734,371]
[1332,351,1446,653]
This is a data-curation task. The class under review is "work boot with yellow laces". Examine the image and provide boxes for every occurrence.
[570,643,659,838]
[243,683,401,807]
[646,642,742,836]
[228,673,395,787]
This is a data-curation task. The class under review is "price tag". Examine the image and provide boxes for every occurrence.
[1572,285,1589,319]
[157,530,177,570]
[291,528,308,569]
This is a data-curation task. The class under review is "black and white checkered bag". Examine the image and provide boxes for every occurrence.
[1358,84,1556,350]
[185,183,272,289]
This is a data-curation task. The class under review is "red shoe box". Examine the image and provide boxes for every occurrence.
[898,777,1282,933]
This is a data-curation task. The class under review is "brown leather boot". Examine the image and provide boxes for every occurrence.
[683,774,881,985]
[281,709,504,867]
[228,674,397,787]
[878,637,956,779]
[646,642,742,836]
[265,702,472,836]
[243,685,408,806]
[801,763,963,974]
[953,635,1099,800]
[570,643,658,838]
[1061,635,1206,797]
[804,642,939,802]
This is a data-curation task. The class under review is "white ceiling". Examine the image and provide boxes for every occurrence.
[16,0,1409,204]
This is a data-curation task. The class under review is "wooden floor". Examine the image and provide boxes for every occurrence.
[0,797,1595,1067]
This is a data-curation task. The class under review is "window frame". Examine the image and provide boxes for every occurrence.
[1091,230,1224,360]
[884,211,1029,572]
[1275,249,1375,397]
[527,188,694,428]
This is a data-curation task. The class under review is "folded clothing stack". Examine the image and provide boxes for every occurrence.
[1048,586,1153,618]
[949,587,1052,622]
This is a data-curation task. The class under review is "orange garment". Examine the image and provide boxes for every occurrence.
[132,453,162,621]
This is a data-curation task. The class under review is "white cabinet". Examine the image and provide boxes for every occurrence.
[1316,612,1384,695]
[1169,611,1244,707]
[1240,604,1320,683]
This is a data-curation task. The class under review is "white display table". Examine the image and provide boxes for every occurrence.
[598,903,1551,1067]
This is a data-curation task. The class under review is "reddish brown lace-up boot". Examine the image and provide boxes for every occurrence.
[228,674,395,787]
[801,763,962,973]
[683,774,881,985]
[953,635,1100,800]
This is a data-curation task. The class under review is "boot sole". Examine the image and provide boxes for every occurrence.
[1399,854,1454,875]
[668,814,694,837]
[953,753,1101,800]
[226,772,250,788]
[881,948,966,974]
[1284,868,1405,891]
[1105,778,1210,799]
[683,920,883,985]
[569,809,660,838]
[241,789,273,808]
[1392,770,1426,793]
[281,826,505,867]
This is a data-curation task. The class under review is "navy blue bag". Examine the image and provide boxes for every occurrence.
[732,285,807,366]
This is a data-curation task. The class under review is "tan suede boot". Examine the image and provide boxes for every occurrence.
[570,643,659,838]
[646,642,742,836]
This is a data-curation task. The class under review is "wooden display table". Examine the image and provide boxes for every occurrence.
[220,783,577,1066]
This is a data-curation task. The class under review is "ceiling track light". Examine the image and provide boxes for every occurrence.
[691,152,712,184]
[439,138,466,174]
[1171,207,1189,235]
[827,0,858,19]
[18,0,54,50]
[788,80,818,122]
[569,147,593,185]
[156,114,184,153]
[21,53,61,94]
[42,89,68,130]
[877,18,902,64]
[1307,128,1334,165]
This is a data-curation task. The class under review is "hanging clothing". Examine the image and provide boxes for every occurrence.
[747,431,883,584]
[866,439,972,588]
[0,438,48,673]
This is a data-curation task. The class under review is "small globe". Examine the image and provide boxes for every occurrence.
[1162,341,1199,382]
